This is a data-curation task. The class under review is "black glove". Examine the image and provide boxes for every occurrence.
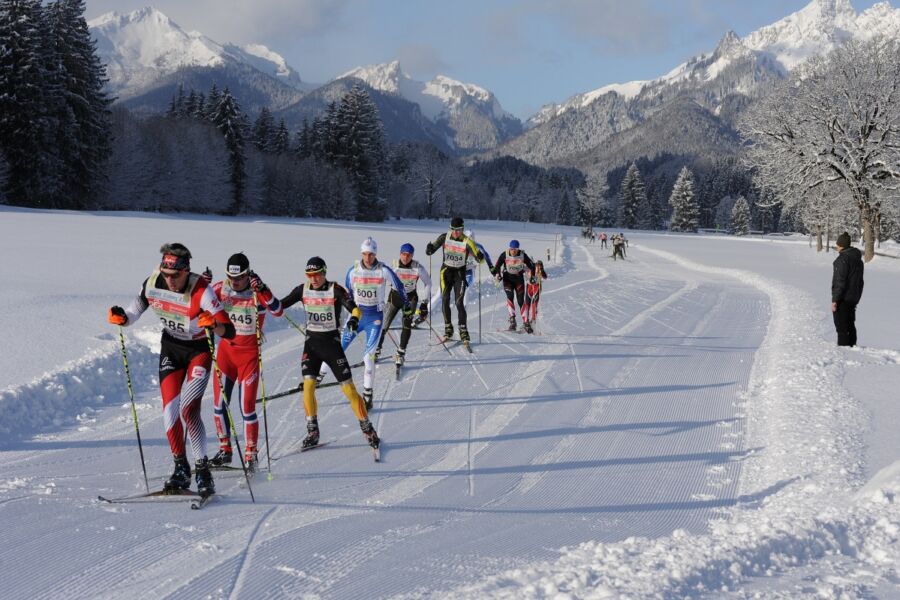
[201,266,213,284]
[347,315,359,332]
[425,242,435,255]
[475,251,484,262]
[416,301,428,321]
[249,270,269,293]
[402,301,414,317]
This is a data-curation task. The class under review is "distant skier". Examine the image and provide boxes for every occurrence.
[612,234,625,261]
[374,242,431,368]
[522,260,548,333]
[493,239,536,331]
[206,252,283,472]
[831,232,864,347]
[425,217,487,346]
[107,243,234,496]
[278,256,380,450]
[599,232,608,249]
[319,237,407,409]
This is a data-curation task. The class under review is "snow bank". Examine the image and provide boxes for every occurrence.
[0,329,159,438]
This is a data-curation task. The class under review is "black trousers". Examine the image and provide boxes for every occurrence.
[379,290,418,350]
[833,301,858,347]
[440,266,468,327]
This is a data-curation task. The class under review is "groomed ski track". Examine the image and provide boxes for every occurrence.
[0,236,768,599]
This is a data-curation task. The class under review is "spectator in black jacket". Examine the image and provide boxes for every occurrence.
[831,232,864,347]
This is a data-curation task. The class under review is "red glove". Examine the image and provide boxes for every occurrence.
[108,306,127,325]
[197,311,216,329]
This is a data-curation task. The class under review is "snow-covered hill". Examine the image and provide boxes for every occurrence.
[89,6,310,101]
[338,61,522,152]
[527,0,900,128]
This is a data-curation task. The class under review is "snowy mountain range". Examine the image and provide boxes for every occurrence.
[89,7,520,152]
[528,0,900,129]
[336,61,522,151]
[89,7,310,98]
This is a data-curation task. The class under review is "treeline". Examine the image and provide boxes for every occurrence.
[101,82,584,223]
[0,0,112,208]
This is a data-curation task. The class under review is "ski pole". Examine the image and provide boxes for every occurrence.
[428,253,434,341]
[206,331,256,502]
[478,262,482,344]
[282,312,307,336]
[423,319,454,355]
[385,328,401,349]
[253,293,273,479]
[117,327,150,493]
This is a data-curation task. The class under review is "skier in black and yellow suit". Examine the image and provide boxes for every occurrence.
[425,216,491,343]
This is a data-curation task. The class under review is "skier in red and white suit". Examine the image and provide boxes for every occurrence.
[108,243,234,496]
[207,252,282,471]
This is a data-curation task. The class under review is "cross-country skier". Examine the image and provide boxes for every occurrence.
[374,243,431,368]
[107,243,235,496]
[599,232,608,249]
[493,239,536,332]
[613,234,626,260]
[206,253,283,472]
[424,217,487,346]
[522,260,548,333]
[318,237,407,410]
[278,256,380,450]
[463,229,493,305]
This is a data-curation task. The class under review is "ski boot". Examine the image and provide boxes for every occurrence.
[523,320,534,334]
[195,457,215,496]
[163,455,191,492]
[444,324,454,340]
[507,315,517,331]
[459,325,470,343]
[360,419,380,449]
[394,348,405,366]
[302,417,320,449]
[363,387,374,410]
[245,449,258,473]
[210,444,233,467]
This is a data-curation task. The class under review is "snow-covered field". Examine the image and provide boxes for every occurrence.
[1,207,898,599]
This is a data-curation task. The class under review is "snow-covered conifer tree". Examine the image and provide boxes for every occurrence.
[252,107,274,153]
[669,166,699,232]
[335,84,386,221]
[0,0,55,205]
[731,196,750,235]
[619,163,646,230]
[210,87,246,214]
[577,173,607,230]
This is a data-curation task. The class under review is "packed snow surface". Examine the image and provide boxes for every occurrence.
[1,209,898,599]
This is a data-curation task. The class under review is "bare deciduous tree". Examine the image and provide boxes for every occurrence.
[740,37,900,261]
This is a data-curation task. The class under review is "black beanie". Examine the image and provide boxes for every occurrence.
[226,252,250,276]
[836,232,852,248]
[450,216,464,229]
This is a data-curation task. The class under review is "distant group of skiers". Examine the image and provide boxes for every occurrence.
[106,217,549,499]
[582,229,628,259]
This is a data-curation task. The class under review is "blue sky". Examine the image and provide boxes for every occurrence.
[85,0,885,119]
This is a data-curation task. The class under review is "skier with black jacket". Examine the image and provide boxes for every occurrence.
[425,217,488,346]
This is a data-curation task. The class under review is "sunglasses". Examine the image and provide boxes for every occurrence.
[227,272,249,281]
[161,270,187,279]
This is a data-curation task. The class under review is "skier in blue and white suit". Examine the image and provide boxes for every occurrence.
[464,229,494,304]
[320,236,407,410]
